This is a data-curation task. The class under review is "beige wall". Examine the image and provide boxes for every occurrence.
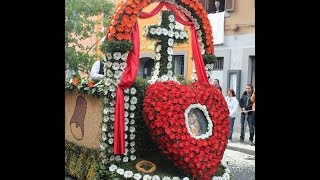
[65,92,102,148]
[224,0,255,35]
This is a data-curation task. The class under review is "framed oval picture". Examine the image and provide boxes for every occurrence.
[185,104,213,139]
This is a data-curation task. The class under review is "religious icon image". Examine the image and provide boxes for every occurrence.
[187,108,208,136]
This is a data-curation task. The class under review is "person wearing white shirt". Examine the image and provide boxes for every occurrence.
[225,88,239,141]
[89,60,104,80]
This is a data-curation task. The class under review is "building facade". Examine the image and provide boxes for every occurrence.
[109,0,255,97]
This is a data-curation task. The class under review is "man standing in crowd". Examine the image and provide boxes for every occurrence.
[239,84,255,146]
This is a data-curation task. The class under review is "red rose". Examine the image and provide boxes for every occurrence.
[72,78,78,86]
[88,80,94,88]
[169,134,175,140]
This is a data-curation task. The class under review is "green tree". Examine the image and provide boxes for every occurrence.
[65,0,114,75]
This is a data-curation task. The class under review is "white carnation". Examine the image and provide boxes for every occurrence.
[100,142,107,150]
[106,61,112,68]
[105,78,112,86]
[124,170,134,178]
[123,156,129,163]
[108,138,114,144]
[124,95,130,102]
[120,62,127,70]
[168,38,174,46]
[156,27,162,35]
[130,134,136,140]
[150,28,156,35]
[167,47,173,55]
[109,107,115,113]
[102,123,107,132]
[115,155,122,162]
[125,103,130,110]
[109,164,117,172]
[109,101,115,109]
[152,175,161,180]
[129,126,135,133]
[107,69,113,77]
[155,62,160,69]
[106,53,112,60]
[130,96,138,104]
[162,28,168,36]
[121,52,128,61]
[156,45,162,52]
[116,168,124,175]
[169,15,175,22]
[130,155,136,161]
[109,85,116,92]
[143,175,152,180]
[169,23,175,29]
[130,104,136,111]
[112,62,120,70]
[114,70,123,79]
[155,53,161,60]
[133,173,142,180]
[109,155,115,161]
[174,31,180,39]
[130,87,137,94]
[168,30,174,37]
[107,132,114,138]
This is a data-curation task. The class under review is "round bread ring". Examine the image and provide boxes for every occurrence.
[135,160,157,173]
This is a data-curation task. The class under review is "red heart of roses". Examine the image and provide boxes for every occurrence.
[143,81,229,180]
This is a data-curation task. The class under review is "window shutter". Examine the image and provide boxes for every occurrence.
[225,0,234,11]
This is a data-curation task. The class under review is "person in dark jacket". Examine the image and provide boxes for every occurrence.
[239,84,254,146]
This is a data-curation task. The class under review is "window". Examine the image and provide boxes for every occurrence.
[198,0,234,14]
[172,55,184,76]
[198,0,214,14]
[225,0,234,11]
[213,57,224,71]
[249,56,255,87]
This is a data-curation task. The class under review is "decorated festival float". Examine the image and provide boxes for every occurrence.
[65,0,231,179]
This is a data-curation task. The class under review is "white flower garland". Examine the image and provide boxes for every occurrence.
[146,11,188,84]
[108,159,231,180]
[205,63,215,83]
[184,103,213,140]
[101,51,137,165]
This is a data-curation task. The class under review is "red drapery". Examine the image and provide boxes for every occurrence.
[114,22,140,154]
[113,2,209,154]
